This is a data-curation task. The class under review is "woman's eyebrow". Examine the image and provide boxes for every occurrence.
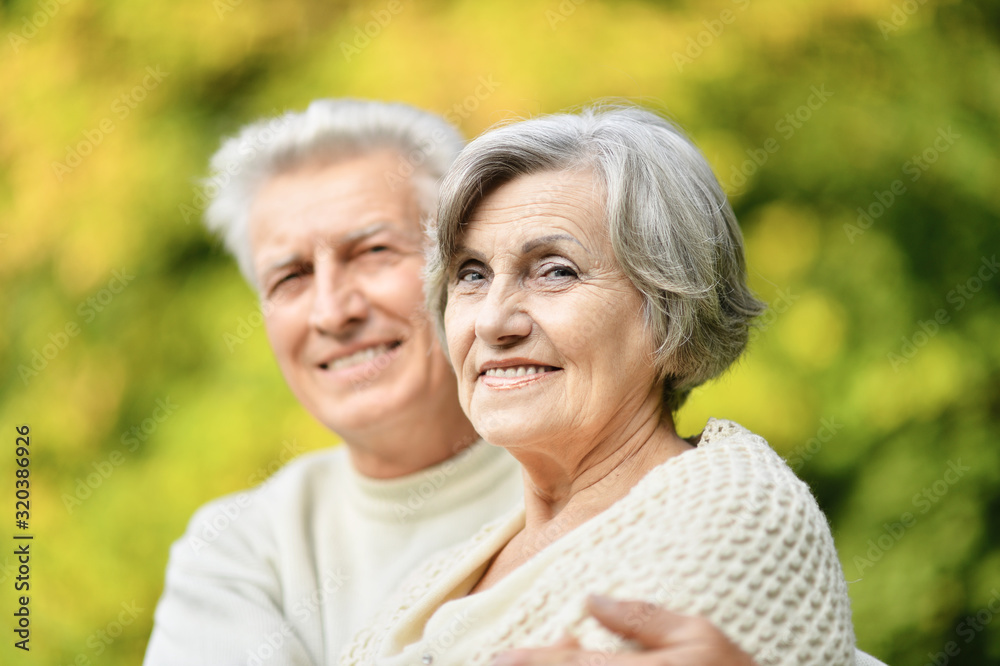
[451,245,488,265]
[521,233,590,255]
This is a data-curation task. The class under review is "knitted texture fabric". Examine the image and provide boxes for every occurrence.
[339,419,856,666]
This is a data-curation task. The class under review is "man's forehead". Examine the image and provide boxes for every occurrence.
[252,181,422,241]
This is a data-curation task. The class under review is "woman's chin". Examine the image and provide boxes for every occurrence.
[475,422,553,452]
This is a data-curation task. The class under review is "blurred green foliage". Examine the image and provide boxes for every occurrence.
[1,0,998,664]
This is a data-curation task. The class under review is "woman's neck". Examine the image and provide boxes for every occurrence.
[519,413,691,535]
[469,408,692,595]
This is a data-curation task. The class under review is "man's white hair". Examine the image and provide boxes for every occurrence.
[202,99,465,287]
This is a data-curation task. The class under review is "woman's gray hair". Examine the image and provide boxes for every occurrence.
[426,104,765,412]
[202,98,465,287]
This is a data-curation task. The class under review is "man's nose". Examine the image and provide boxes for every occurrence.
[308,261,369,335]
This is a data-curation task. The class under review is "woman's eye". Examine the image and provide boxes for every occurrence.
[542,265,578,279]
[459,270,485,283]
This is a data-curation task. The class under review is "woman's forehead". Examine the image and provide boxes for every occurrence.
[461,170,607,243]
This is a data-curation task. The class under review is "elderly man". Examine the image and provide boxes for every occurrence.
[145,99,885,666]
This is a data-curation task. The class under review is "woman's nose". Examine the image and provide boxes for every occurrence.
[474,278,532,347]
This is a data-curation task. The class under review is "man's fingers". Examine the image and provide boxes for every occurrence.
[492,647,679,666]
[584,596,758,666]
[585,594,687,648]
[491,647,583,665]
[551,633,582,649]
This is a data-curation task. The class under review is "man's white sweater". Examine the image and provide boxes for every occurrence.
[144,441,523,665]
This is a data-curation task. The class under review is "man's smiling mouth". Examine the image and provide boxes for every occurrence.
[319,341,403,371]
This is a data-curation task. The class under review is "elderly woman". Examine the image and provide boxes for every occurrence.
[339,105,856,666]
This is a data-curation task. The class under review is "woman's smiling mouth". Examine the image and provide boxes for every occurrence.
[478,362,561,388]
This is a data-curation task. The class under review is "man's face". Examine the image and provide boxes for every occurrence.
[249,151,458,438]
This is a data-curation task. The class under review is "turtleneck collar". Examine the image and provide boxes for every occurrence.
[343,440,519,523]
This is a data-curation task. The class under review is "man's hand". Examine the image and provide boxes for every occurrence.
[492,595,757,665]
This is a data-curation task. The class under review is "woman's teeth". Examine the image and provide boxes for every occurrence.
[483,366,550,378]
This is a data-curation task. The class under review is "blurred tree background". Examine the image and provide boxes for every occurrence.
[1,0,998,663]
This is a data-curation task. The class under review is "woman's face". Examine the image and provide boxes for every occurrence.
[444,169,662,453]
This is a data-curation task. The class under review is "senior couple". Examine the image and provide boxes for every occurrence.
[146,100,886,665]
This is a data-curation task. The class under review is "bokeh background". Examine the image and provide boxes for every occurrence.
[2,0,999,663]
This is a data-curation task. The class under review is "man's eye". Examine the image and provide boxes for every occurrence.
[367,245,389,254]
[270,271,304,294]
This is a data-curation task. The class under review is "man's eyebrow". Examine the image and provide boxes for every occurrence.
[262,223,400,275]
[521,233,589,254]
[340,222,392,244]
[263,254,304,276]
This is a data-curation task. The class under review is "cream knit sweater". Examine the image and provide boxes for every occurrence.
[340,419,857,666]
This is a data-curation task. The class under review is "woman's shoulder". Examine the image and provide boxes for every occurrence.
[567,419,855,663]
[643,417,814,508]
[624,418,835,554]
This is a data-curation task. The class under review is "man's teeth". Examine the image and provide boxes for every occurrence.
[327,344,395,370]
[483,366,550,378]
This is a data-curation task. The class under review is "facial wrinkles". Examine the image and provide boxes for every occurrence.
[251,154,423,281]
[449,169,661,447]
